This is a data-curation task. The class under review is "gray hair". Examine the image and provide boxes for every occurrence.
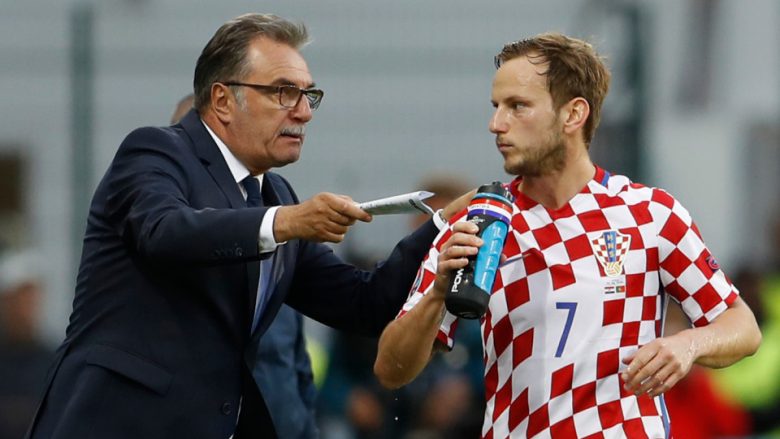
[193,13,310,111]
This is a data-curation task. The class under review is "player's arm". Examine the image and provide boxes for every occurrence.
[622,297,761,398]
[623,192,762,397]
[682,296,760,367]
[374,221,481,389]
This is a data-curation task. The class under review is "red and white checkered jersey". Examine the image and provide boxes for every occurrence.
[398,167,738,439]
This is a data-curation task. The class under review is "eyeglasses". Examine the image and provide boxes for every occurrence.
[221,81,324,110]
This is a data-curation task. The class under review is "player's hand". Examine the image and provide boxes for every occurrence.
[274,192,372,243]
[620,332,696,397]
[440,188,477,222]
[431,221,482,298]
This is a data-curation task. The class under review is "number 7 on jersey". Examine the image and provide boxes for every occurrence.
[555,302,578,357]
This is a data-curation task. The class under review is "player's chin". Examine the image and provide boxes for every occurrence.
[503,160,524,176]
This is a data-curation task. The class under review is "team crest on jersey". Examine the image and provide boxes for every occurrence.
[591,230,631,278]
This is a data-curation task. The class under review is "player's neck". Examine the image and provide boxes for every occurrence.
[518,147,594,210]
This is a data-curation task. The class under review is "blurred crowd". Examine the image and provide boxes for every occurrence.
[1,194,780,439]
[0,249,56,439]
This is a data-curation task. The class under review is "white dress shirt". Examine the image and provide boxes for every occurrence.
[201,120,282,253]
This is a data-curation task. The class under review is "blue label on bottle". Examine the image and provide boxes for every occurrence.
[473,221,508,294]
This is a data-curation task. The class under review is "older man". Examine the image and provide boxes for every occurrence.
[27,13,462,439]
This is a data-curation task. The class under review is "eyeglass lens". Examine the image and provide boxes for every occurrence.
[279,86,322,109]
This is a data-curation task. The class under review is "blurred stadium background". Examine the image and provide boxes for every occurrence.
[0,0,778,437]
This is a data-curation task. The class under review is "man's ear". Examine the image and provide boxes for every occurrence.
[210,83,234,123]
[561,97,590,135]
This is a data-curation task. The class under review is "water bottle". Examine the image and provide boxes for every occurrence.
[445,182,513,319]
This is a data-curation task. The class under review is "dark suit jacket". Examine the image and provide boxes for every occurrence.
[27,109,438,439]
[251,305,317,439]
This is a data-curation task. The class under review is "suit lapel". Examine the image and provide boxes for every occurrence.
[260,173,283,207]
[179,109,244,209]
[180,109,260,332]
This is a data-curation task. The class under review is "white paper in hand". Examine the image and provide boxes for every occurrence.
[357,191,435,215]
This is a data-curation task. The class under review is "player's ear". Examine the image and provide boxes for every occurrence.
[561,97,589,135]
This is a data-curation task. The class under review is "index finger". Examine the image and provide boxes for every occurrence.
[334,198,372,222]
[621,347,655,384]
[451,220,479,235]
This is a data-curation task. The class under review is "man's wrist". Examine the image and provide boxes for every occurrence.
[259,206,285,252]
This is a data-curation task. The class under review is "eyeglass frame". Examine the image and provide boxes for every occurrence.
[219,81,324,110]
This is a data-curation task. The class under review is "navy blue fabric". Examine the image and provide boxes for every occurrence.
[241,176,262,208]
[246,172,317,437]
[252,305,318,438]
[25,109,439,439]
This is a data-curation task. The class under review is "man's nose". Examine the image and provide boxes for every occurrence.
[290,97,313,122]
[489,108,508,133]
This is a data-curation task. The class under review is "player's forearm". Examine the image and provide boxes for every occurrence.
[683,298,761,368]
[374,292,446,389]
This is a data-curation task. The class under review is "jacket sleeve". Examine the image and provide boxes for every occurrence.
[284,219,440,336]
[99,126,266,265]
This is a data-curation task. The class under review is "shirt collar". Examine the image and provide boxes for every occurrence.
[201,119,264,188]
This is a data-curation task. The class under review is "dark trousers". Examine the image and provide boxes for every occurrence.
[234,364,277,439]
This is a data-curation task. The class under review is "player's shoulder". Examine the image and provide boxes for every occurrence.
[599,172,679,208]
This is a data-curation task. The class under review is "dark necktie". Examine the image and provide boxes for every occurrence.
[241,176,262,208]
[240,176,272,333]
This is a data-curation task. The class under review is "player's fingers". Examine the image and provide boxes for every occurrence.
[632,356,668,395]
[442,232,483,252]
[621,348,657,389]
[442,244,479,261]
[646,364,679,397]
[438,255,470,273]
[450,220,479,235]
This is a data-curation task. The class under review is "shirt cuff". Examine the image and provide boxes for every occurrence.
[258,206,285,253]
[432,209,448,230]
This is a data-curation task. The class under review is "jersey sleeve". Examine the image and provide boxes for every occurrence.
[396,213,467,349]
[650,188,738,326]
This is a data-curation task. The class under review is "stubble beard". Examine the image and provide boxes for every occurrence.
[504,120,567,178]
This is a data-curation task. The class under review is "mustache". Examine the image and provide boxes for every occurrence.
[280,126,305,137]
